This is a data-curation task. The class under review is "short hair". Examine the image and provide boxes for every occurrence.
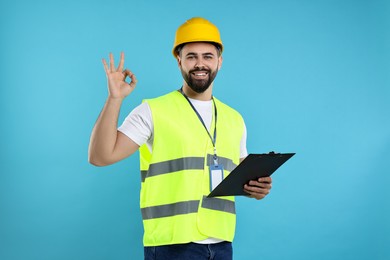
[175,42,222,57]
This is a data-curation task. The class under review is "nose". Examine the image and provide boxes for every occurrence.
[194,57,206,69]
[194,62,205,70]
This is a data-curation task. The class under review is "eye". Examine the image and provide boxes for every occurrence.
[204,55,213,60]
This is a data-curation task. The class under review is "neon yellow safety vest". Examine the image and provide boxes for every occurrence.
[139,90,244,246]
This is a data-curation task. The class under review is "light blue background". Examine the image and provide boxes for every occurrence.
[1,0,389,259]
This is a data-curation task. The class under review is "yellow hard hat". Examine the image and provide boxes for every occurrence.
[172,17,223,57]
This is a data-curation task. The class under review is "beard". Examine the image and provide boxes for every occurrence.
[180,66,219,94]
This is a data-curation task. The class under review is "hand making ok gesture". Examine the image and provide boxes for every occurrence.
[102,52,137,100]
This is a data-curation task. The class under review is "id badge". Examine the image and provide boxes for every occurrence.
[209,164,224,191]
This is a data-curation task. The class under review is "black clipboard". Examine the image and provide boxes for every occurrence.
[207,152,295,197]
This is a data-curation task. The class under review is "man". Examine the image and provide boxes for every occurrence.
[89,17,272,260]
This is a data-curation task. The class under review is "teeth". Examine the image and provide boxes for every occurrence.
[195,73,206,76]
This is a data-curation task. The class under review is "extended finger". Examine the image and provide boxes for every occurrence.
[109,53,115,72]
[117,52,125,72]
[102,58,109,74]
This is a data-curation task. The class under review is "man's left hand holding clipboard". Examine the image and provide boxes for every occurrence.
[240,156,272,200]
[244,176,273,200]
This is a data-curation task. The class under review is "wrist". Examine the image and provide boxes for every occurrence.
[106,96,124,106]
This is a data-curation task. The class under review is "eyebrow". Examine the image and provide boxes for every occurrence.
[185,52,215,57]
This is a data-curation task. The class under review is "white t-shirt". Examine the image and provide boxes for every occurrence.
[118,98,248,244]
[118,98,248,158]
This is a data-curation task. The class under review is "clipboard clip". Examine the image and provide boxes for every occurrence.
[257,151,282,158]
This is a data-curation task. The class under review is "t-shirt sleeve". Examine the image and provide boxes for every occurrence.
[240,120,248,159]
[117,102,153,147]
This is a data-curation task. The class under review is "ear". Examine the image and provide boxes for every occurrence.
[177,55,182,67]
[218,55,223,70]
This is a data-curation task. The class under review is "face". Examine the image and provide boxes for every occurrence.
[177,42,223,94]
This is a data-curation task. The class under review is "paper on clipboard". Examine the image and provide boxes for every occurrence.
[207,152,295,197]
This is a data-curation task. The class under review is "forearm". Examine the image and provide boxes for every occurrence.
[88,97,123,166]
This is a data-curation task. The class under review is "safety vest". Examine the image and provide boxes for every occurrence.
[139,90,244,246]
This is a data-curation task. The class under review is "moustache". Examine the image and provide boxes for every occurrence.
[189,68,211,74]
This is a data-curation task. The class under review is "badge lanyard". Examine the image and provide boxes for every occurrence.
[179,88,223,191]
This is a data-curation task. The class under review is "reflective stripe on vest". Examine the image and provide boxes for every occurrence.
[201,196,236,214]
[141,197,235,220]
[142,200,200,220]
[140,157,204,182]
[206,154,237,172]
[141,155,238,182]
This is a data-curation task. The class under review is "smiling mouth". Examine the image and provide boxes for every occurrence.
[191,71,208,78]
